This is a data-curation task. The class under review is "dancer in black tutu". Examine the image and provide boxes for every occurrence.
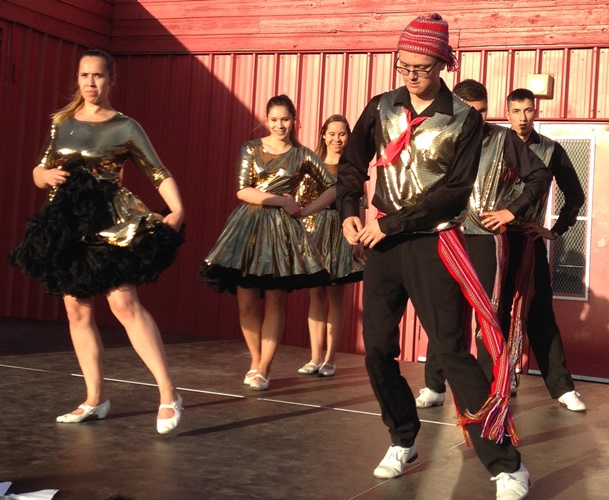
[198,95,336,391]
[9,49,185,434]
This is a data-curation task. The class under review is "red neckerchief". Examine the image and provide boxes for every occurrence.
[372,108,427,168]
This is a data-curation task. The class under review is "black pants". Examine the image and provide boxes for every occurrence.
[363,233,520,475]
[424,235,498,392]
[500,232,575,398]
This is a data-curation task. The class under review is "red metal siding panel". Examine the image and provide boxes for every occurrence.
[276,54,300,105]
[484,51,511,118]
[232,54,256,111]
[297,54,323,150]
[368,53,393,98]
[344,54,372,126]
[0,25,87,323]
[254,54,279,112]
[111,53,250,339]
[597,49,609,119]
[456,51,484,84]
[568,49,595,119]
[440,65,459,92]
[537,49,567,119]
[513,50,537,90]
[320,53,346,119]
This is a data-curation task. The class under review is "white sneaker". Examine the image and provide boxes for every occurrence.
[492,464,529,499]
[558,390,587,412]
[415,387,445,408]
[373,444,418,479]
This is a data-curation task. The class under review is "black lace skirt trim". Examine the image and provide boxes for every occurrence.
[197,262,330,296]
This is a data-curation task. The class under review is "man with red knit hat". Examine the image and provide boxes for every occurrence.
[337,14,529,499]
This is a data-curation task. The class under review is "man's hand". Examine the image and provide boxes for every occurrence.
[342,216,364,245]
[480,209,515,232]
[356,219,387,248]
[524,224,557,241]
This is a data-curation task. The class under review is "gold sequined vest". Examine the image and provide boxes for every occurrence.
[504,133,555,226]
[463,124,509,235]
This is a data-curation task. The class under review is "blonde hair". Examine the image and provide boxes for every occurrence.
[52,49,115,125]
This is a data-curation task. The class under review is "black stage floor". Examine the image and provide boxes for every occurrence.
[0,318,606,499]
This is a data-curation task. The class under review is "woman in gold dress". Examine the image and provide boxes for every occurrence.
[297,115,365,378]
[9,49,184,434]
[198,95,336,391]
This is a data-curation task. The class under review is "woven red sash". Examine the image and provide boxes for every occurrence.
[492,233,508,313]
[506,233,536,391]
[438,228,519,445]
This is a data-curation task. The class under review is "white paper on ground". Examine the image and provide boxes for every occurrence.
[0,484,58,500]
[9,491,59,500]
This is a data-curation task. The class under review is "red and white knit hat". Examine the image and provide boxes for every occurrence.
[397,13,460,72]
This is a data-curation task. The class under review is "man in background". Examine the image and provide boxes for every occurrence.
[499,88,586,412]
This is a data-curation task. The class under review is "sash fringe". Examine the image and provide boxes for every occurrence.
[438,228,519,446]
[506,234,536,392]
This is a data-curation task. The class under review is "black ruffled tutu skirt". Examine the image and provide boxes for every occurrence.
[8,159,184,298]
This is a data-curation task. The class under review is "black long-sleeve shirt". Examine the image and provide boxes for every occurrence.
[527,130,585,235]
[337,81,483,236]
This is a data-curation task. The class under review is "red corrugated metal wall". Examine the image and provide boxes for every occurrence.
[1,24,90,322]
[1,2,608,369]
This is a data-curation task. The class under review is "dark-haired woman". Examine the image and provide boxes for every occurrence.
[297,115,365,378]
[198,95,336,391]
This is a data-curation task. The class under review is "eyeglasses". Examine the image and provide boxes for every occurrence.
[394,59,439,78]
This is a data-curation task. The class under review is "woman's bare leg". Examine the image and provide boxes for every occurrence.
[63,295,107,414]
[256,289,287,378]
[237,287,263,373]
[106,285,177,419]
[307,286,327,365]
[324,285,345,365]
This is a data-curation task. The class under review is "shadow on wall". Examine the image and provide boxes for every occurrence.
[2,5,363,355]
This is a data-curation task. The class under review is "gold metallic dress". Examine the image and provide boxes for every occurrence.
[198,139,335,295]
[9,113,184,298]
[299,162,364,285]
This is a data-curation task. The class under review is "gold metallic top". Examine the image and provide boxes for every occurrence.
[295,162,337,233]
[375,90,470,230]
[38,113,173,247]
[39,113,172,189]
[237,139,335,195]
